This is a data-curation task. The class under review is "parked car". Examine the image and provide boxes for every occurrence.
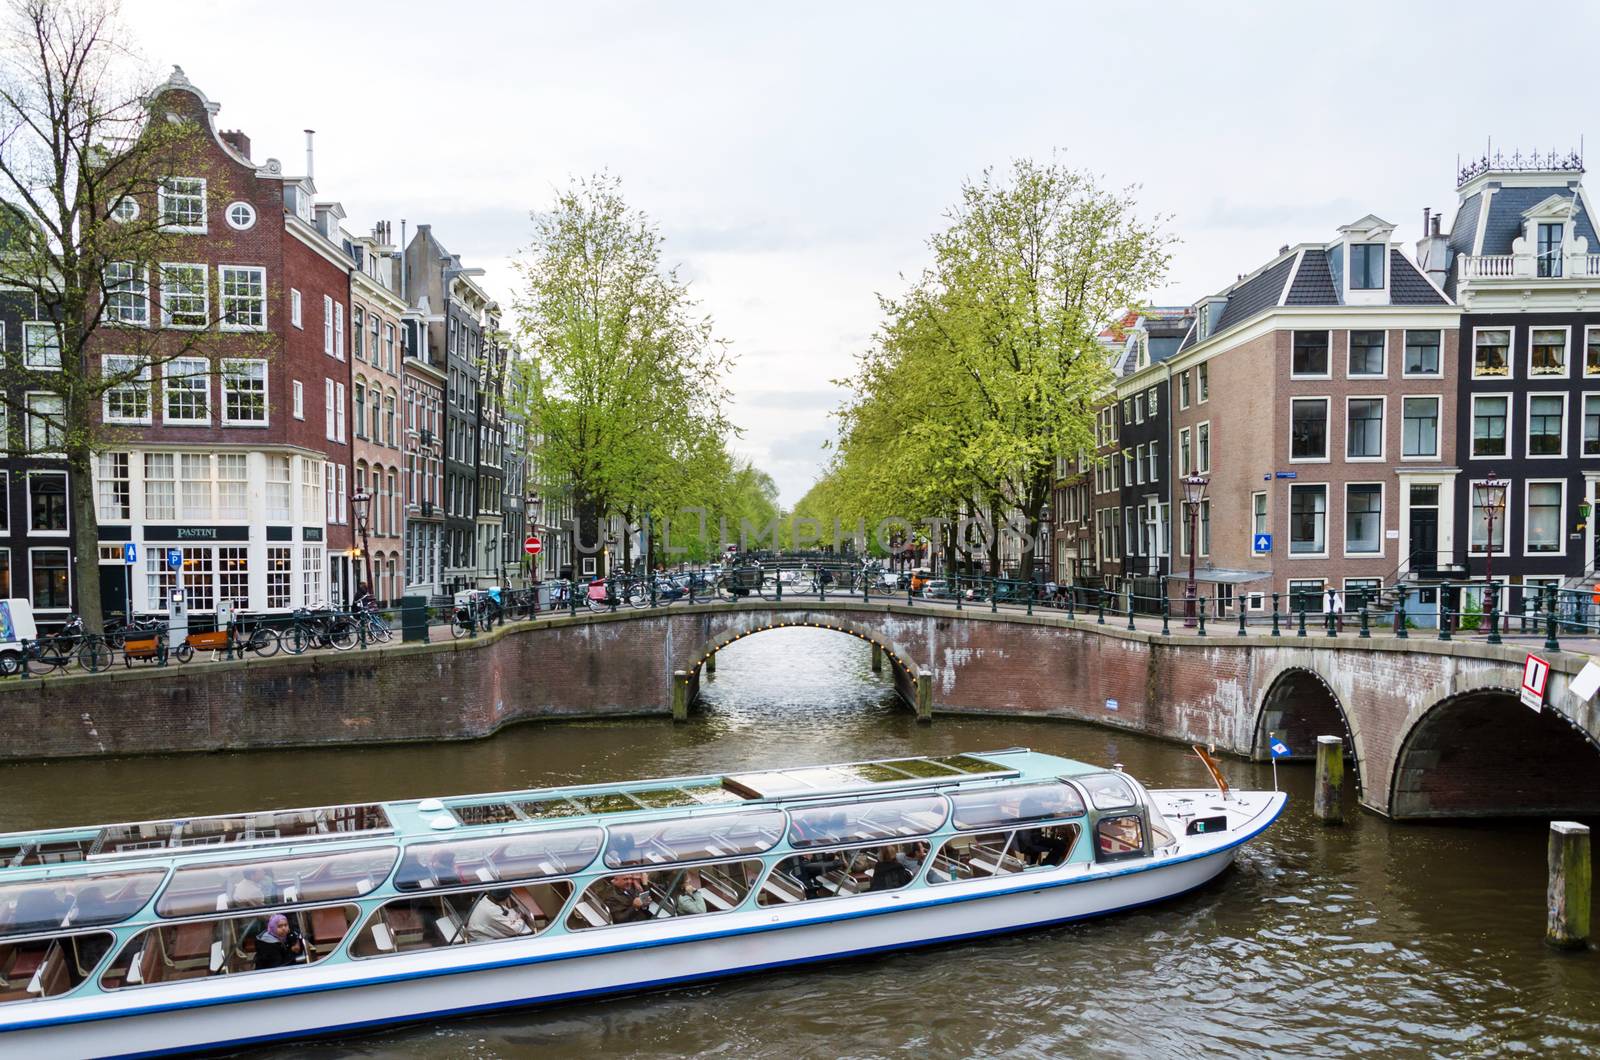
[921,579,955,600]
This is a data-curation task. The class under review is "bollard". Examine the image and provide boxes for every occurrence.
[1271,593,1281,637]
[671,669,690,722]
[1197,597,1207,637]
[1439,601,1453,641]
[1238,604,1247,636]
[1297,606,1307,638]
[1545,586,1562,654]
[1161,597,1170,636]
[1096,589,1105,625]
[915,670,933,723]
[1026,582,1034,616]
[1395,593,1408,639]
[1314,735,1344,824]
[705,651,716,675]
[1546,821,1591,950]
[1359,596,1370,639]
[871,642,883,674]
[991,580,998,614]
[1066,589,1075,621]
[1488,591,1502,645]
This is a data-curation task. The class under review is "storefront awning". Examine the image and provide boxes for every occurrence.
[1189,568,1272,585]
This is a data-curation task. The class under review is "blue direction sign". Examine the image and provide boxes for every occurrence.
[166,548,183,571]
[1254,533,1273,552]
[122,542,138,565]
[1274,471,1298,480]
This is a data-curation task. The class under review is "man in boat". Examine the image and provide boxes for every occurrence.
[254,914,304,970]
[605,874,653,923]
[465,890,533,941]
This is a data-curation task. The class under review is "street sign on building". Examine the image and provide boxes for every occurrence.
[1254,533,1272,552]
[123,542,138,565]
[1520,652,1550,712]
[523,535,543,556]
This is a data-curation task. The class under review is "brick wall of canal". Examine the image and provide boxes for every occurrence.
[1,603,1596,819]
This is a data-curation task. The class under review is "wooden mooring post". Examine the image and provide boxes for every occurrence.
[671,669,690,722]
[915,670,933,723]
[871,642,883,674]
[705,651,716,675]
[1547,821,1591,950]
[1313,735,1344,824]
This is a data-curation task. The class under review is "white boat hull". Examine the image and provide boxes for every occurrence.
[2,789,1284,1058]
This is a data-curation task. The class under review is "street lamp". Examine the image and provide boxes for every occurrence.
[351,488,373,600]
[1473,475,1509,617]
[526,493,543,583]
[1181,475,1209,627]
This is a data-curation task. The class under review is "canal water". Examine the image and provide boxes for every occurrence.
[3,627,1598,1057]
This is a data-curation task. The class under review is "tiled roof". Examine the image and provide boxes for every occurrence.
[1215,255,1295,331]
[1285,249,1337,305]
[1389,250,1447,305]
[1479,186,1600,254]
[1448,191,1481,257]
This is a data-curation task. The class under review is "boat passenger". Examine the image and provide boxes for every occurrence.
[794,853,845,899]
[673,870,707,916]
[465,890,532,942]
[12,884,69,933]
[868,846,912,892]
[1015,828,1069,866]
[253,914,304,970]
[606,874,652,923]
[232,866,279,908]
[428,850,466,888]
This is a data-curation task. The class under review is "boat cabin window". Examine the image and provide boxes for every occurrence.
[100,904,359,989]
[393,828,602,891]
[949,782,1086,831]
[94,804,389,856]
[603,811,786,869]
[0,835,99,867]
[0,930,115,1004]
[566,859,762,929]
[1077,773,1140,811]
[448,785,742,826]
[786,795,948,849]
[155,848,397,918]
[350,882,574,957]
[0,869,165,938]
[930,824,1080,884]
[1095,815,1146,862]
[758,843,932,904]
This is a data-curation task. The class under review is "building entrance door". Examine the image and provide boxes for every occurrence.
[1408,484,1439,575]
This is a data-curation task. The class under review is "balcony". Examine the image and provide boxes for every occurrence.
[1459,251,1600,282]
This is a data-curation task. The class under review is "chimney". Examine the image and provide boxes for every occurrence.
[1415,206,1451,289]
[1431,213,1441,237]
[1422,207,1431,235]
[220,129,251,159]
[304,129,315,180]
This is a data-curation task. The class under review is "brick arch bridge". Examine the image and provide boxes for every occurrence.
[5,599,1599,820]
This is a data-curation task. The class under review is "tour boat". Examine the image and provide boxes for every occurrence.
[0,748,1284,1058]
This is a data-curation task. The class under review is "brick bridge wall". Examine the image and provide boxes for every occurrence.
[2,602,1594,818]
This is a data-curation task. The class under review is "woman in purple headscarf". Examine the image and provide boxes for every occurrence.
[253,913,304,970]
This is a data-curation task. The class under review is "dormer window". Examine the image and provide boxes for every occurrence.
[1537,223,1564,278]
[1350,244,1385,289]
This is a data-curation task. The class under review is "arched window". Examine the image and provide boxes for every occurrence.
[353,383,366,440]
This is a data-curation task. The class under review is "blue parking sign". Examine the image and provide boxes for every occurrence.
[123,542,137,565]
[167,548,183,571]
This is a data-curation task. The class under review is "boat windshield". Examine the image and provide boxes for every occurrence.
[1118,775,1178,847]
[949,782,1086,831]
[787,794,948,849]
[93,804,389,857]
[155,847,398,918]
[0,869,165,939]
[603,811,786,869]
[1076,773,1140,811]
[394,828,603,890]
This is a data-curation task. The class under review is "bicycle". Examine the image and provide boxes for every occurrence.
[451,592,500,637]
[283,606,357,654]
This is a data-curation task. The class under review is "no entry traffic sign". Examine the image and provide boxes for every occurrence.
[523,535,543,556]
[1521,652,1550,712]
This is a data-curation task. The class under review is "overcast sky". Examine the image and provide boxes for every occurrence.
[125,0,1598,504]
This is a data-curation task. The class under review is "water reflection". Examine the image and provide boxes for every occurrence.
[0,627,1595,1057]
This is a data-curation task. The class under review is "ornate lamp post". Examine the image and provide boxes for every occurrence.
[1182,474,1209,627]
[351,488,373,600]
[1474,475,1509,617]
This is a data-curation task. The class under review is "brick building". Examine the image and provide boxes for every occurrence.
[87,69,356,617]
[345,222,407,602]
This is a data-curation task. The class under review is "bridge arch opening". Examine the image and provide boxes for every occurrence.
[689,620,922,713]
[1253,667,1361,787]
[1389,689,1600,820]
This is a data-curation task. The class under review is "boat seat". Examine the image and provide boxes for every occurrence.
[701,889,732,912]
[309,908,348,946]
[3,944,45,984]
[169,923,213,968]
[507,887,545,923]
[572,898,609,928]
[385,905,426,944]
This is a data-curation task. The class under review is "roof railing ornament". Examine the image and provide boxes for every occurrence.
[1457,146,1584,187]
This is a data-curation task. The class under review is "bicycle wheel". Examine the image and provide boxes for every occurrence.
[284,625,311,655]
[369,617,393,643]
[174,643,194,663]
[25,648,60,676]
[327,618,358,650]
[77,637,113,673]
[248,627,281,658]
[450,615,469,638]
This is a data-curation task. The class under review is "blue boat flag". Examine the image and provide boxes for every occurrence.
[1269,738,1291,759]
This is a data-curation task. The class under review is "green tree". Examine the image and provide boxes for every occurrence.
[513,174,733,574]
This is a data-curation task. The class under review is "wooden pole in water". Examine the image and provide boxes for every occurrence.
[705,651,716,675]
[1547,821,1591,950]
[671,669,689,722]
[1313,735,1343,824]
[871,642,883,674]
[915,670,933,723]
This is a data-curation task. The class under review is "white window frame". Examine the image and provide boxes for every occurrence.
[1290,330,1332,380]
[1146,441,1158,483]
[1401,329,1444,378]
[27,546,72,613]
[291,288,303,329]
[1178,371,1190,409]
[1471,326,1514,381]
[1469,392,1513,460]
[1400,394,1441,460]
[1178,427,1191,476]
[109,196,139,223]
[1466,477,1511,558]
[1251,491,1268,555]
[1585,325,1600,379]
[324,378,336,441]
[1342,481,1384,557]
[1583,392,1600,458]
[293,380,304,421]
[1198,363,1209,403]
[1289,396,1331,463]
[1525,391,1568,460]
[157,176,207,234]
[159,263,209,329]
[103,262,150,327]
[1528,324,1571,380]
[221,358,269,427]
[162,357,211,425]
[323,295,335,354]
[1346,329,1387,379]
[1349,242,1386,290]
[1195,420,1211,473]
[218,265,267,332]
[24,391,63,455]
[336,382,347,442]
[335,301,346,359]
[22,321,60,370]
[101,354,152,425]
[1344,395,1386,462]
[1287,482,1329,559]
[224,201,256,231]
[26,470,69,537]
[1523,478,1566,558]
